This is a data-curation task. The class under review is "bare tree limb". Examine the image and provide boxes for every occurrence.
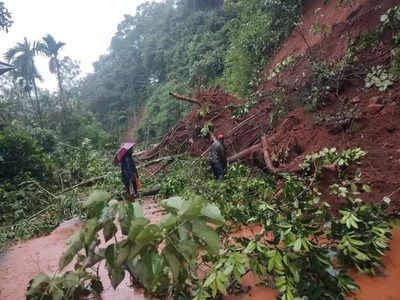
[169,92,201,106]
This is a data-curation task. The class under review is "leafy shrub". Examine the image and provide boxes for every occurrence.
[380,6,400,32]
[365,65,395,92]
[27,192,225,299]
[0,128,54,183]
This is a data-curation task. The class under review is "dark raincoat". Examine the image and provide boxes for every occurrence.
[121,148,138,194]
[209,140,227,180]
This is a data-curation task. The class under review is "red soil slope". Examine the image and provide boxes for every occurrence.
[143,0,400,211]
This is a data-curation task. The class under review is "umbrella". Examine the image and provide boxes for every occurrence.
[0,61,14,76]
[113,142,136,165]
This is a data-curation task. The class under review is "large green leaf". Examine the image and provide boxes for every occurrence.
[82,218,99,245]
[192,220,219,255]
[160,196,185,211]
[200,203,225,225]
[157,213,178,229]
[128,217,150,241]
[105,244,116,268]
[176,239,198,263]
[107,264,125,289]
[103,220,117,242]
[84,190,110,217]
[179,196,205,220]
[118,201,135,235]
[163,244,182,282]
[59,231,83,270]
[26,273,50,296]
[144,253,165,276]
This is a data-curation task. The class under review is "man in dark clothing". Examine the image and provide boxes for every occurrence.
[121,147,139,196]
[209,134,227,181]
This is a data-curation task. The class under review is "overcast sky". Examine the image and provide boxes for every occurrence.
[0,0,148,90]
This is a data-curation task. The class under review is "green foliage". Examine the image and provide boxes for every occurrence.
[267,56,297,81]
[0,127,54,183]
[300,147,366,175]
[0,1,12,32]
[365,65,395,92]
[200,121,213,137]
[329,182,393,274]
[26,271,102,300]
[27,191,225,299]
[380,6,400,32]
[223,0,303,97]
[297,60,337,111]
[310,8,328,37]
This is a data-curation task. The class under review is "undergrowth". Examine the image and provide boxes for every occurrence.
[27,148,399,300]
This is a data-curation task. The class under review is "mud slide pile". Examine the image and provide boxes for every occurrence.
[141,0,400,211]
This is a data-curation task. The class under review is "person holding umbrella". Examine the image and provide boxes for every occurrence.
[114,142,140,199]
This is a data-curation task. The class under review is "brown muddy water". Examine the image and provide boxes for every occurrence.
[0,198,163,300]
[0,198,399,300]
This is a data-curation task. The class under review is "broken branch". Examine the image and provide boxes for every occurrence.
[169,92,201,106]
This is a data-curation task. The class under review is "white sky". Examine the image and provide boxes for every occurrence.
[0,0,148,91]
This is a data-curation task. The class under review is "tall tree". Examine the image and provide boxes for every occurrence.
[0,1,13,32]
[4,38,43,125]
[38,34,66,108]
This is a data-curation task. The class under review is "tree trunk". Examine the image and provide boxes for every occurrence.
[261,135,277,174]
[169,92,201,106]
[56,59,66,110]
[228,143,261,163]
[32,79,43,126]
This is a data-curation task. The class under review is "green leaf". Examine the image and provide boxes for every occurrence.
[108,266,125,289]
[200,203,225,225]
[163,244,182,282]
[179,196,205,220]
[59,232,83,270]
[203,272,216,287]
[192,220,219,255]
[116,242,131,267]
[293,238,302,252]
[105,244,116,268]
[157,213,178,229]
[118,201,135,235]
[143,253,164,276]
[362,184,371,192]
[82,218,99,245]
[103,220,117,242]
[135,224,161,245]
[160,196,185,211]
[128,217,150,241]
[84,190,110,209]
[26,273,50,295]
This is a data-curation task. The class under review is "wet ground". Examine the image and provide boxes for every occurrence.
[0,197,399,300]
[0,197,163,300]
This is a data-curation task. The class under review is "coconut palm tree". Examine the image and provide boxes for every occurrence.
[4,37,43,124]
[38,34,66,108]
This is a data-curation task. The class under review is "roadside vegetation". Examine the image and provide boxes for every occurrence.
[26,149,398,300]
[1,0,400,299]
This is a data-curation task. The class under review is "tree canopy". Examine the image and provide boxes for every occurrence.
[79,0,304,144]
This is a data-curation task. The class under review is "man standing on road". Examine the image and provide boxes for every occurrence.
[209,134,227,181]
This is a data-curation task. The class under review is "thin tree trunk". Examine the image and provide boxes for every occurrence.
[56,60,65,110]
[32,79,43,126]
[228,143,261,163]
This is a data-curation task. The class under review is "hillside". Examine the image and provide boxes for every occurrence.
[142,0,400,211]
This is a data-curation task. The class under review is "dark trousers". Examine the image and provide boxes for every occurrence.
[210,161,225,181]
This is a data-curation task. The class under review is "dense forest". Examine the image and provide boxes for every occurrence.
[1,0,400,299]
